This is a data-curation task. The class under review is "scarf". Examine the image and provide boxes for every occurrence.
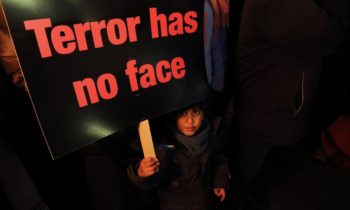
[172,120,211,156]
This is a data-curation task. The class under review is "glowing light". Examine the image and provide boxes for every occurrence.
[86,122,115,139]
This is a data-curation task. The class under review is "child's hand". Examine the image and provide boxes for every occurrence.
[213,188,226,202]
[137,157,160,178]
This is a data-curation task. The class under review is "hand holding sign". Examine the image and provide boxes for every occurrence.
[137,157,160,177]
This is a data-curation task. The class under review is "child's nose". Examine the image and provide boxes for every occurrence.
[186,115,194,123]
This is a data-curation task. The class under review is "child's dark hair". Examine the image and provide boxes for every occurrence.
[175,102,207,116]
[168,101,208,124]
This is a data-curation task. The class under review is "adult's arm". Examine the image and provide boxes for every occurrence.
[263,0,349,58]
[0,5,25,89]
[239,0,349,58]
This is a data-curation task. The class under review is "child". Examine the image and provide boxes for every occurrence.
[127,103,230,210]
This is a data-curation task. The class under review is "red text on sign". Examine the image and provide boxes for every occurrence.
[73,73,119,108]
[24,17,141,58]
[149,8,198,38]
[125,56,186,92]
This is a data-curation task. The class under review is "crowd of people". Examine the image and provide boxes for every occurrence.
[1,0,349,210]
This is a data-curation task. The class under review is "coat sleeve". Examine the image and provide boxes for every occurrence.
[126,135,173,191]
[211,130,231,190]
[126,158,159,191]
[213,156,231,190]
[125,136,159,191]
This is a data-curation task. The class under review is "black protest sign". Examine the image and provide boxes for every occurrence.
[1,0,209,159]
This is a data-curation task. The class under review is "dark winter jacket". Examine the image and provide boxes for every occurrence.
[127,121,230,210]
[236,0,349,144]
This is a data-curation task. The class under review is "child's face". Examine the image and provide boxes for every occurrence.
[176,107,204,136]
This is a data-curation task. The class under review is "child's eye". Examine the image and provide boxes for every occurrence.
[180,111,187,116]
[192,110,202,115]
